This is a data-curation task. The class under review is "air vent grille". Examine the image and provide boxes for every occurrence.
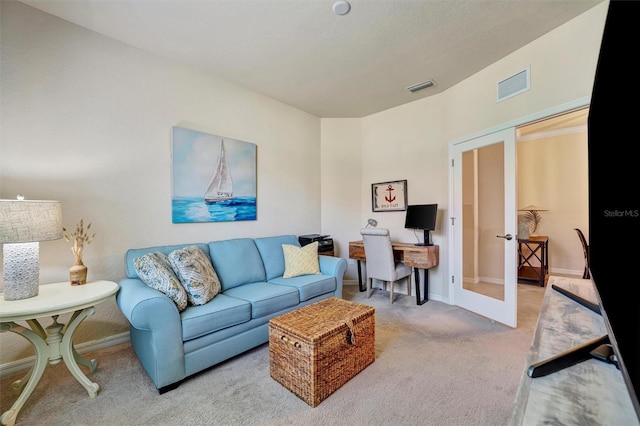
[406,80,436,93]
[497,67,530,102]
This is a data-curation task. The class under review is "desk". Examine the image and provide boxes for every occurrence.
[517,236,549,287]
[348,241,439,305]
[0,280,119,426]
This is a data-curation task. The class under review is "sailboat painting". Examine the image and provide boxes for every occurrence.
[171,126,256,223]
[204,139,234,203]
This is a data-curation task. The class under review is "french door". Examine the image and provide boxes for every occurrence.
[450,128,518,327]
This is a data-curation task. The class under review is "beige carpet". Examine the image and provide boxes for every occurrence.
[1,284,544,426]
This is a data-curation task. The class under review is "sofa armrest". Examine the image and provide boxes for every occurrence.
[116,278,181,329]
[319,255,348,299]
[116,278,185,390]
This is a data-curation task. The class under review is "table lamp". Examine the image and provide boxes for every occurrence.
[0,196,63,300]
[518,204,548,235]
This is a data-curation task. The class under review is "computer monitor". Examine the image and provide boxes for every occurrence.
[404,204,437,246]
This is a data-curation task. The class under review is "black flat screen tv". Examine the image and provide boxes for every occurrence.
[588,0,639,419]
[404,204,437,246]
[528,1,639,420]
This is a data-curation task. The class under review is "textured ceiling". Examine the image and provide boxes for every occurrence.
[19,0,604,118]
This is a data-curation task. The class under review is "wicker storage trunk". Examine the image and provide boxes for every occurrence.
[269,297,375,407]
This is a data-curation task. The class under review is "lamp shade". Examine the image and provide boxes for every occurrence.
[0,199,63,243]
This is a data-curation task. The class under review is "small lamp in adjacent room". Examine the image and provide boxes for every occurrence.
[365,218,378,228]
[0,196,63,301]
[518,204,548,236]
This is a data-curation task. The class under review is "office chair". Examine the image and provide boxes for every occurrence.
[574,228,590,279]
[360,228,412,303]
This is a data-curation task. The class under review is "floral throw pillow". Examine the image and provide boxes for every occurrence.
[282,242,321,279]
[133,252,188,312]
[168,245,221,305]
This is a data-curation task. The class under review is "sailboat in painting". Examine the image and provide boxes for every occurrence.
[204,139,234,203]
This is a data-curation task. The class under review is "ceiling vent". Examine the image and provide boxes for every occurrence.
[497,67,530,102]
[406,79,436,93]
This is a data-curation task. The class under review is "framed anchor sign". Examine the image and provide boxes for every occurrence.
[371,179,407,212]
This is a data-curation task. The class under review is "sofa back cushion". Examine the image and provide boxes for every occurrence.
[254,235,300,280]
[125,243,210,279]
[208,238,266,290]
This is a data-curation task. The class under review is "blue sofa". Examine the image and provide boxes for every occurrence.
[116,235,347,393]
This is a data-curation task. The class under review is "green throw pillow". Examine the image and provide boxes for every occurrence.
[282,242,321,279]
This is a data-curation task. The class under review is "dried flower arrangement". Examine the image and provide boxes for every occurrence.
[63,219,96,265]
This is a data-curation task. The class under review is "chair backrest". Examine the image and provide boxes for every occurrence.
[574,228,589,258]
[360,228,397,281]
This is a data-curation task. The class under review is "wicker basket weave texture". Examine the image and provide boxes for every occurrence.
[269,297,375,407]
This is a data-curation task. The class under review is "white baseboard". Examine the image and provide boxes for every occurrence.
[0,332,131,378]
[550,267,582,277]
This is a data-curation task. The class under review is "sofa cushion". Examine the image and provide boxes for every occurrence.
[270,274,336,302]
[254,235,300,280]
[133,252,189,311]
[180,294,251,341]
[282,242,321,279]
[168,245,221,306]
[223,282,299,318]
[208,238,266,290]
[125,243,210,279]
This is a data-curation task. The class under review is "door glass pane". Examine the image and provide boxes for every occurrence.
[462,143,505,301]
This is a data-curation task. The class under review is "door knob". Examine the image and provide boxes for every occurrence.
[496,234,513,240]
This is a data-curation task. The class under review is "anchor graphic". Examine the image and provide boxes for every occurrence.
[385,185,396,203]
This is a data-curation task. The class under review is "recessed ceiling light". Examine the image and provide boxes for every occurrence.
[333,1,351,16]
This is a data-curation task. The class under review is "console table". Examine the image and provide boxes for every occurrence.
[0,280,119,426]
[348,241,439,305]
[517,236,549,286]
[509,276,639,425]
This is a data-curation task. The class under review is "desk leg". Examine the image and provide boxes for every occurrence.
[0,323,49,426]
[357,260,365,292]
[414,268,421,304]
[415,268,429,305]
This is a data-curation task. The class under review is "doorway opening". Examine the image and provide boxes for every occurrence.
[451,105,589,330]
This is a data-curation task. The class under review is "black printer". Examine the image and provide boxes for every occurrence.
[298,234,334,255]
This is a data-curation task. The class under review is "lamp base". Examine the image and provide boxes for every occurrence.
[3,242,40,301]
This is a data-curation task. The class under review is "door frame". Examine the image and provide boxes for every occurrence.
[447,97,591,324]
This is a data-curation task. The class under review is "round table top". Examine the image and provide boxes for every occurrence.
[0,280,119,321]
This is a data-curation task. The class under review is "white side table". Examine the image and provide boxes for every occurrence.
[0,280,119,426]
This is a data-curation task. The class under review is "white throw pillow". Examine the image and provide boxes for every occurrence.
[134,252,188,312]
[168,246,221,305]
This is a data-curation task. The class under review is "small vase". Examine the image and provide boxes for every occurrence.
[70,258,88,286]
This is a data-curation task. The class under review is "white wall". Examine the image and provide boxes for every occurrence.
[0,1,322,363]
[518,130,589,273]
[320,119,362,261]
[320,1,608,302]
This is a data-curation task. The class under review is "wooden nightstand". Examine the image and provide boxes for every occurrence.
[517,236,549,286]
